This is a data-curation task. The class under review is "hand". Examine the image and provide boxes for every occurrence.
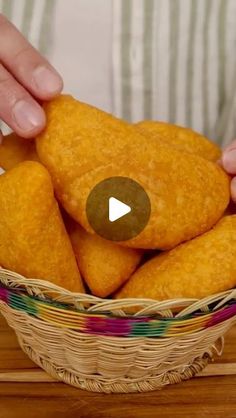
[222,140,236,202]
[0,13,63,138]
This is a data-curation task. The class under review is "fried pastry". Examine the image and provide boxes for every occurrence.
[135,121,221,161]
[0,133,38,170]
[0,161,84,292]
[68,221,142,297]
[36,95,230,249]
[116,216,236,300]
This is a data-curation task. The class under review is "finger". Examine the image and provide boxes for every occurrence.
[230,177,236,203]
[221,140,236,174]
[0,13,63,100]
[0,63,46,138]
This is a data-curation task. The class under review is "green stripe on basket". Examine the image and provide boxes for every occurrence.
[131,320,169,336]
[9,293,37,315]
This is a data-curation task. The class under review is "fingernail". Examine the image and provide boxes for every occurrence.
[12,100,45,132]
[33,65,63,94]
[222,149,236,173]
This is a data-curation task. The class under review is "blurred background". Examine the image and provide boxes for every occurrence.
[0,0,236,146]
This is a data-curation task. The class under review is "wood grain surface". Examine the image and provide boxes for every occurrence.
[0,315,236,418]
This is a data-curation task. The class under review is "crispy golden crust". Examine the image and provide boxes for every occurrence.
[0,161,84,292]
[68,221,142,297]
[116,216,236,300]
[36,95,230,249]
[135,121,221,161]
[0,133,38,170]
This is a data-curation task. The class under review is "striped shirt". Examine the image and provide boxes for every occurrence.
[0,0,236,147]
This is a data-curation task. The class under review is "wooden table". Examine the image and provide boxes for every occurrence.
[0,315,236,418]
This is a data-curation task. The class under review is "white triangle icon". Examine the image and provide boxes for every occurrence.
[108,197,131,222]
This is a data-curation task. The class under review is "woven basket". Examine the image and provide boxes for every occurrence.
[0,268,236,393]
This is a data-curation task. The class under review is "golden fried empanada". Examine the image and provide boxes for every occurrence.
[116,216,236,300]
[0,161,83,292]
[0,133,38,170]
[36,95,230,250]
[68,221,142,297]
[135,121,221,161]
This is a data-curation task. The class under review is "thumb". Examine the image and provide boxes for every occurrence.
[222,140,236,174]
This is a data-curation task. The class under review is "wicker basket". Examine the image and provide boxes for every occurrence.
[0,268,236,393]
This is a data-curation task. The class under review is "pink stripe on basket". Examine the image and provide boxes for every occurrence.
[86,316,132,336]
[0,288,9,303]
[207,304,236,327]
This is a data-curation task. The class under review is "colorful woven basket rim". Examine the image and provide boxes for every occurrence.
[1,269,236,338]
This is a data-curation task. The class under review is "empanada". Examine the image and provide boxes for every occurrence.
[68,221,142,297]
[36,95,230,249]
[0,161,83,292]
[135,121,221,161]
[116,216,236,300]
[0,133,38,170]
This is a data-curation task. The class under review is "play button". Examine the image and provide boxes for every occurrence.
[109,197,131,222]
[86,177,151,242]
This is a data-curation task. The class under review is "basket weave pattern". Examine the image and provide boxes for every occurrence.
[0,269,235,393]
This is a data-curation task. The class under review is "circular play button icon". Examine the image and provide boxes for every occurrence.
[86,177,151,241]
